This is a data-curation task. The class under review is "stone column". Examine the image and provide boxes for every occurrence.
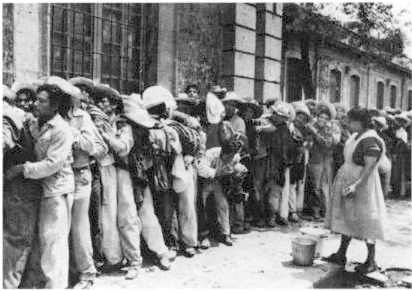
[157,3,177,93]
[221,3,257,98]
[13,3,49,82]
[255,3,282,103]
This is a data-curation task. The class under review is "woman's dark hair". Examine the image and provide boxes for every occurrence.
[147,103,168,119]
[347,106,374,129]
[36,84,68,114]
[185,84,199,94]
[17,88,36,102]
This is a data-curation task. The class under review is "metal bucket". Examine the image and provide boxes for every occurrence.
[300,227,328,258]
[292,237,317,266]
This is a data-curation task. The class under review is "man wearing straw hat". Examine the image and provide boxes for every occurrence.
[5,78,76,288]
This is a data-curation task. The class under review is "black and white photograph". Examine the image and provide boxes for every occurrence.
[2,1,412,289]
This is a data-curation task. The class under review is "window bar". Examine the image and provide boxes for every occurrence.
[50,5,55,74]
[139,4,145,92]
[82,8,85,76]
[71,6,76,78]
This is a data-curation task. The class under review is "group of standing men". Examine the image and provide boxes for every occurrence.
[3,77,411,289]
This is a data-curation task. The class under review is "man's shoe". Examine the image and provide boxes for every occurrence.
[232,226,245,234]
[277,217,289,226]
[183,247,196,258]
[220,235,233,246]
[158,255,171,271]
[289,213,299,223]
[125,267,139,280]
[199,238,211,250]
[267,218,277,228]
[166,249,177,261]
[72,280,93,289]
[254,220,266,228]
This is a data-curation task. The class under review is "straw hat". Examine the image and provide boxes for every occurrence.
[384,106,400,115]
[332,102,349,114]
[68,77,94,91]
[210,85,227,95]
[394,112,411,127]
[142,86,174,110]
[221,91,244,106]
[45,76,83,99]
[304,99,318,107]
[270,101,295,121]
[316,100,337,119]
[121,93,157,128]
[3,85,16,101]
[239,96,263,119]
[291,101,311,119]
[11,81,37,95]
[175,93,199,105]
[206,92,225,124]
[372,116,389,130]
[94,83,120,98]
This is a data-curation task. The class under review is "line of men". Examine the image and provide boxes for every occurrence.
[3,78,412,289]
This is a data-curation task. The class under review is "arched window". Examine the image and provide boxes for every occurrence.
[376,81,385,109]
[286,58,303,102]
[350,75,360,108]
[408,90,412,110]
[390,85,397,107]
[329,69,341,103]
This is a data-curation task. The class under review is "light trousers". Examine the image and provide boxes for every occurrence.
[99,164,123,265]
[201,182,230,235]
[39,193,73,289]
[289,168,307,214]
[138,185,169,257]
[160,165,198,248]
[308,157,333,215]
[117,168,143,266]
[70,168,97,281]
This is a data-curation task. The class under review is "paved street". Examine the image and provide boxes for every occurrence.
[92,199,411,289]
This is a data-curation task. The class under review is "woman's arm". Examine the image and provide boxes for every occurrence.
[344,156,379,196]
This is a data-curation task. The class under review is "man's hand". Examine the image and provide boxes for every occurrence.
[5,164,24,181]
[216,165,234,177]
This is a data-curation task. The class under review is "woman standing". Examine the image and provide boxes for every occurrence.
[325,107,388,273]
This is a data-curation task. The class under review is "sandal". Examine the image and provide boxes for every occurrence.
[355,262,380,274]
[323,253,347,266]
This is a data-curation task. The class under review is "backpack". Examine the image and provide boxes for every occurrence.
[168,121,201,156]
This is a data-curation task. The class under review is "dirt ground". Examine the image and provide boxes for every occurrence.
[92,199,411,289]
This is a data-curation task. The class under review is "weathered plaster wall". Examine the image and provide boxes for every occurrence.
[3,4,14,86]
[284,34,412,110]
[174,3,225,97]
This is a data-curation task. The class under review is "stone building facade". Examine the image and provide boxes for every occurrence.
[283,30,412,110]
[2,3,283,104]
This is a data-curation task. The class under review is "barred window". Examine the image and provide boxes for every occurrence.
[51,3,148,94]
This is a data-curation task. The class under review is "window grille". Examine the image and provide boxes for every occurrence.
[50,3,147,94]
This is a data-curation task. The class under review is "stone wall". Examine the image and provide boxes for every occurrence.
[174,3,225,96]
[3,4,14,86]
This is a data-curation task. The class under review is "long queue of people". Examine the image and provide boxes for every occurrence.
[3,77,412,289]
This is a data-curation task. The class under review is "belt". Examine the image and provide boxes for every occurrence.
[73,165,90,172]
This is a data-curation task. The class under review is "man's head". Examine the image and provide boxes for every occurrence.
[99,93,123,116]
[185,85,200,100]
[221,139,241,160]
[223,101,238,119]
[34,84,67,120]
[16,88,36,113]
